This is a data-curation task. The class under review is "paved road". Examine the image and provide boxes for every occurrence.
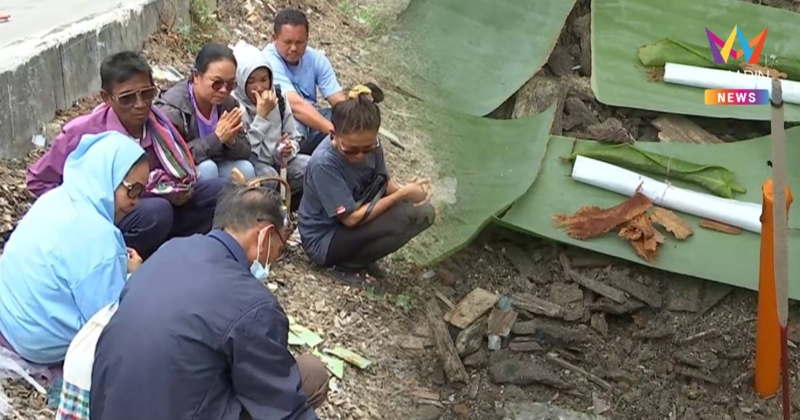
[0,0,130,49]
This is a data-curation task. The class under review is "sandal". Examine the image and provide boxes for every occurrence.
[325,266,377,288]
[365,262,388,280]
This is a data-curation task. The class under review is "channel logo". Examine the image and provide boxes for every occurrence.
[704,89,769,105]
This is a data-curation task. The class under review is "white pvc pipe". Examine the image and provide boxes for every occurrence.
[663,62,800,105]
[571,155,762,233]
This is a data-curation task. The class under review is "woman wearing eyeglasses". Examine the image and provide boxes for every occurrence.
[298,85,436,286]
[0,131,146,376]
[156,43,255,182]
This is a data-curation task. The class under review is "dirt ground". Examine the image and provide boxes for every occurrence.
[3,0,800,419]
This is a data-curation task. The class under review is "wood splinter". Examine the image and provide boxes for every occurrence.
[699,219,742,235]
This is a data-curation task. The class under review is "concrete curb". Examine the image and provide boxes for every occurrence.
[0,0,191,159]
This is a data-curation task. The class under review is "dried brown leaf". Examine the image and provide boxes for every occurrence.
[553,193,653,240]
[618,213,660,262]
[650,207,694,240]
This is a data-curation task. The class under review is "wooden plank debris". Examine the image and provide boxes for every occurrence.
[444,287,499,329]
[455,316,486,356]
[487,308,518,337]
[511,293,563,318]
[560,253,627,304]
[651,115,723,144]
[423,298,469,384]
[433,290,455,309]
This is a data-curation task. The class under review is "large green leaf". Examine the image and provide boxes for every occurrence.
[406,103,557,265]
[638,38,800,81]
[393,0,576,116]
[498,131,800,299]
[592,0,800,121]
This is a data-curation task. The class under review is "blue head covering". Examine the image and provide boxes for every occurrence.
[62,131,147,222]
[0,130,146,364]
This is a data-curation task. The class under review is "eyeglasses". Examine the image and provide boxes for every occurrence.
[121,180,145,198]
[110,86,159,107]
[337,138,380,156]
[207,77,237,92]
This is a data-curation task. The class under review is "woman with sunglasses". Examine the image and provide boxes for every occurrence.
[0,131,147,378]
[156,43,256,182]
[298,85,436,286]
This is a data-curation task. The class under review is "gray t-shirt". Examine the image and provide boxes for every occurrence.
[298,136,388,265]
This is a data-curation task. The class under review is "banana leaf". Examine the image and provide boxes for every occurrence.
[562,143,746,198]
[390,0,576,116]
[638,38,800,81]
[397,102,557,266]
[498,131,800,299]
[592,0,800,121]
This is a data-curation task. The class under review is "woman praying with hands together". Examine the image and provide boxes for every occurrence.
[156,43,256,182]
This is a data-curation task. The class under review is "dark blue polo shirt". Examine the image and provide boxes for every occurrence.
[90,230,317,420]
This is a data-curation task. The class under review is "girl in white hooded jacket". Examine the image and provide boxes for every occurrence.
[231,41,310,198]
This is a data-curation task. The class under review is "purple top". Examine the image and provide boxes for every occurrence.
[26,106,162,197]
[188,81,219,139]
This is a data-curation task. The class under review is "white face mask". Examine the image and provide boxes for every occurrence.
[249,226,272,281]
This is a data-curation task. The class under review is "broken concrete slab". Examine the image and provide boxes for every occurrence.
[0,0,190,159]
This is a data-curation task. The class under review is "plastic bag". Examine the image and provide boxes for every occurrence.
[0,346,48,416]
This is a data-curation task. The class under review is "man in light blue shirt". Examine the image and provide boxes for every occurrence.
[263,8,346,155]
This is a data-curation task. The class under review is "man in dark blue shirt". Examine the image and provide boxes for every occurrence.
[90,184,329,420]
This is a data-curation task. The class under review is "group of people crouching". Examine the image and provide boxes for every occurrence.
[0,8,435,420]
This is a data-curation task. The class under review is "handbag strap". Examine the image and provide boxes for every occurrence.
[358,181,387,225]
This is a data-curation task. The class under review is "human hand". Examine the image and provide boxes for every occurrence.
[279,134,293,160]
[400,179,428,203]
[169,189,193,206]
[127,247,143,273]
[255,89,278,119]
[412,178,433,207]
[215,108,243,145]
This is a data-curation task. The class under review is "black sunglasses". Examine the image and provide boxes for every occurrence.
[111,86,159,107]
[209,78,238,92]
[122,180,145,199]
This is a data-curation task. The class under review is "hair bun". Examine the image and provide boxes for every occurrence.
[363,82,384,103]
[347,85,373,100]
[347,83,384,104]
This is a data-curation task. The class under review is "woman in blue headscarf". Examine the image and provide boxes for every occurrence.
[0,130,149,369]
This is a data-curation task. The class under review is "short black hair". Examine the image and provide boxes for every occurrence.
[332,85,383,135]
[194,43,237,74]
[274,8,309,34]
[212,184,288,232]
[100,51,153,92]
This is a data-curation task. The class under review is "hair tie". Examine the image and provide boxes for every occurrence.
[347,85,373,101]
